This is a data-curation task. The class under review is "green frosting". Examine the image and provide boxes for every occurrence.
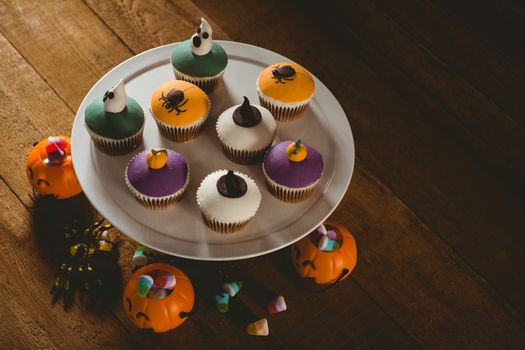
[171,40,228,77]
[85,97,144,139]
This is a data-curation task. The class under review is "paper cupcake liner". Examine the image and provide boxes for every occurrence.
[172,67,224,93]
[152,104,209,142]
[125,165,190,210]
[201,213,250,234]
[219,141,271,164]
[87,124,144,156]
[258,94,309,122]
[263,166,318,203]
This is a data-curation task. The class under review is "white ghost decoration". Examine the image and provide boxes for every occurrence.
[103,79,127,113]
[191,18,213,56]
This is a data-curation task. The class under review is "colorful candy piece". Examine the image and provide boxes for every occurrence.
[154,272,176,289]
[148,287,169,300]
[246,318,269,336]
[267,296,287,314]
[318,235,340,252]
[44,137,67,165]
[215,293,229,313]
[132,247,149,267]
[223,281,242,297]
[325,229,338,240]
[137,275,154,297]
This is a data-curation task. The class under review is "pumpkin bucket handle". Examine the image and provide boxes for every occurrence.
[179,300,200,318]
[308,268,350,292]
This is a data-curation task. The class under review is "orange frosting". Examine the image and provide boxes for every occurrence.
[286,140,308,162]
[150,80,209,126]
[257,62,315,103]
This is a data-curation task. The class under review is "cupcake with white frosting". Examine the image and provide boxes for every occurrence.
[196,170,261,233]
[216,96,277,164]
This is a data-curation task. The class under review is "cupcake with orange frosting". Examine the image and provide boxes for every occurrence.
[262,140,324,202]
[125,148,190,209]
[150,80,210,142]
[256,62,315,121]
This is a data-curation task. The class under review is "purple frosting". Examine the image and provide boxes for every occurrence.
[263,141,323,188]
[126,150,188,197]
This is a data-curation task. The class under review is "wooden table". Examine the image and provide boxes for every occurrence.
[1,0,524,348]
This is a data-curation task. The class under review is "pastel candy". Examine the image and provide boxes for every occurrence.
[326,229,338,240]
[223,281,242,297]
[318,235,339,252]
[247,318,269,336]
[132,247,149,267]
[154,273,176,289]
[311,224,327,240]
[148,287,169,300]
[215,293,229,313]
[137,275,154,297]
[267,296,287,314]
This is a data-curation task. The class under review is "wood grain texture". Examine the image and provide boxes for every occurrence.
[194,0,525,345]
[0,0,524,347]
[84,0,229,53]
[0,0,419,348]
[0,179,139,349]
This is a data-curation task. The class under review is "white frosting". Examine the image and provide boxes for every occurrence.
[216,104,276,151]
[191,18,213,56]
[104,79,127,113]
[196,170,261,223]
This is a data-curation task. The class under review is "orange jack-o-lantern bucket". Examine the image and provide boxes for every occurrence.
[123,263,195,333]
[291,221,357,285]
[26,136,82,199]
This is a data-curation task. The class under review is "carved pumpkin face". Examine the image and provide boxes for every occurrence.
[123,263,195,333]
[291,221,357,285]
[26,136,82,199]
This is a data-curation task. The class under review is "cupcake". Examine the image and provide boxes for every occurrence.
[262,140,324,202]
[125,148,190,209]
[150,80,210,142]
[171,18,228,92]
[216,96,277,164]
[256,62,315,121]
[196,170,261,233]
[85,79,145,155]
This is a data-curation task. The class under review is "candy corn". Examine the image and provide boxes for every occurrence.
[325,229,338,240]
[215,293,229,313]
[267,296,287,314]
[223,281,242,297]
[247,318,269,336]
[154,272,176,289]
[132,247,149,267]
[318,235,339,252]
[148,287,169,300]
[137,275,154,297]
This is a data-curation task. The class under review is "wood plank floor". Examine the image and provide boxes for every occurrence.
[0,0,524,348]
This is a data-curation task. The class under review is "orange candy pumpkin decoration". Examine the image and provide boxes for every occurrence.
[291,221,357,285]
[123,263,195,333]
[26,136,82,199]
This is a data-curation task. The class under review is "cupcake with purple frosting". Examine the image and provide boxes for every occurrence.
[262,140,323,202]
[125,148,190,209]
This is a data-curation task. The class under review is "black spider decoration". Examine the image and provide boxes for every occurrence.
[51,218,120,309]
[272,64,296,84]
[159,88,191,115]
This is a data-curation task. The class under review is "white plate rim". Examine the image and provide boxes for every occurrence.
[71,41,355,261]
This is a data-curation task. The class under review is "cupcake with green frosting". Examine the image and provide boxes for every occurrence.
[171,18,228,92]
[85,79,145,155]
